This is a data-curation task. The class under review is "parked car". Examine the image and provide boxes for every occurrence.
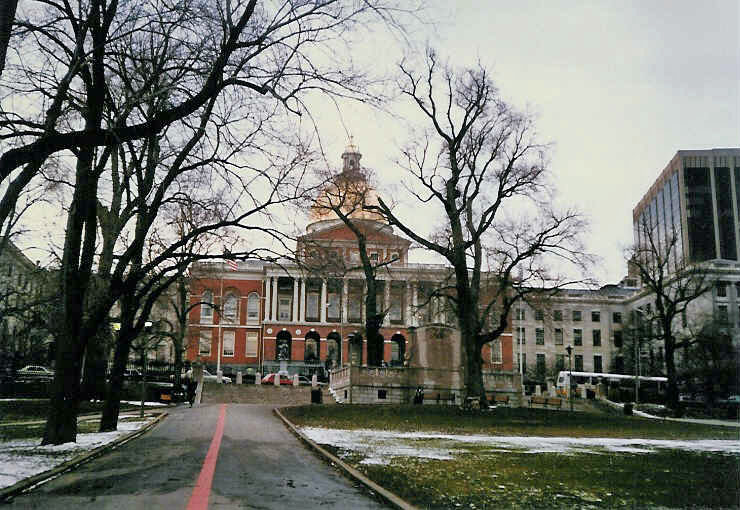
[17,365,54,379]
[185,369,231,384]
[261,373,294,385]
[123,368,142,380]
[298,375,327,386]
[717,395,740,407]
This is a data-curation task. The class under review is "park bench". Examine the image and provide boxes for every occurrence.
[430,391,455,404]
[487,393,510,407]
[529,396,562,409]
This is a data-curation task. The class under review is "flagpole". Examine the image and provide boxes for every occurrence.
[217,263,223,379]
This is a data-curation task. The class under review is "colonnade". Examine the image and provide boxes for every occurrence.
[262,275,420,327]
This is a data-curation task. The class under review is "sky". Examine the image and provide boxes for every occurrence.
[310,0,739,285]
[12,1,739,286]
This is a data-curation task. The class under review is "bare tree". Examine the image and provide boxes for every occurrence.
[366,50,592,403]
[626,218,714,411]
[1,0,418,445]
[306,162,402,366]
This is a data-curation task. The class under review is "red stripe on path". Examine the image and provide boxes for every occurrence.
[187,404,227,510]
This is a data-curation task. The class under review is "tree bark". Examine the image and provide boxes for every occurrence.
[0,0,18,78]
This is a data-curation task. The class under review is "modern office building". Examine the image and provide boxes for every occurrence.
[633,148,740,266]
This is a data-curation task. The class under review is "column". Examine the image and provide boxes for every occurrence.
[263,277,271,321]
[383,279,391,326]
[300,279,307,322]
[412,282,418,326]
[292,277,299,322]
[271,277,278,321]
[320,279,328,323]
[342,278,349,323]
[406,281,412,326]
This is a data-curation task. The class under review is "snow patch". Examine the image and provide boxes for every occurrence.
[300,427,740,464]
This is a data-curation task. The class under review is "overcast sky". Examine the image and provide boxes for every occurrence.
[312,0,739,285]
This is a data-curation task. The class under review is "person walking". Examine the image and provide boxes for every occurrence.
[186,374,197,407]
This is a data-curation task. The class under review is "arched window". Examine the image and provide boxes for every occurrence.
[201,290,213,323]
[326,332,341,369]
[349,333,363,366]
[390,334,405,366]
[304,331,320,363]
[223,293,238,322]
[276,330,292,361]
[247,293,260,325]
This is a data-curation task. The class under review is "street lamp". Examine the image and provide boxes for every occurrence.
[632,308,647,405]
[565,344,573,412]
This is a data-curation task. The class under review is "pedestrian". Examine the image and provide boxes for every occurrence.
[186,375,197,407]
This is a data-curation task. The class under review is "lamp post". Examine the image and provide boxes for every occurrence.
[565,344,573,412]
[632,308,647,405]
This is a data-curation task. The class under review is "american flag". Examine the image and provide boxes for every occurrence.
[226,259,238,271]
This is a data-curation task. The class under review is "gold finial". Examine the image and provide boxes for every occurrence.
[345,135,359,154]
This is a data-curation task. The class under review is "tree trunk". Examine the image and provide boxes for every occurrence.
[0,0,18,78]
[99,333,132,431]
[42,339,82,444]
[664,335,679,410]
[364,277,383,367]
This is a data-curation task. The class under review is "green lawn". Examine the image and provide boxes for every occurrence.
[284,405,740,509]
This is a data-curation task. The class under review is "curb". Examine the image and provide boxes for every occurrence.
[273,408,419,510]
[0,411,167,503]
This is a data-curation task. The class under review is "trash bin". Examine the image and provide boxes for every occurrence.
[311,388,322,404]
[623,402,633,415]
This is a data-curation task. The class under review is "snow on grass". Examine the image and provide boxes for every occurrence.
[0,418,151,489]
[300,427,740,465]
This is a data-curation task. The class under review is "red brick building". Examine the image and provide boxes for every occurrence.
[186,143,514,391]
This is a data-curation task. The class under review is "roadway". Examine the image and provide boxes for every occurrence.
[7,404,391,509]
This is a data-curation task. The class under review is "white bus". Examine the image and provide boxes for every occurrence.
[556,371,667,398]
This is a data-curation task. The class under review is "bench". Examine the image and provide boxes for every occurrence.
[487,393,510,407]
[430,392,455,404]
[529,396,562,409]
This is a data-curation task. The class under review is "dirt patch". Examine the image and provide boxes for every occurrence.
[201,383,336,405]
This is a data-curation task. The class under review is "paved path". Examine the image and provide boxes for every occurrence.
[7,404,390,509]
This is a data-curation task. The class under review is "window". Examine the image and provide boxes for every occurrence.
[536,353,546,376]
[592,329,601,347]
[306,292,319,320]
[222,331,235,357]
[572,310,582,322]
[389,284,404,322]
[718,304,729,324]
[378,389,387,400]
[490,338,502,363]
[304,336,319,362]
[612,312,622,324]
[245,332,258,357]
[535,328,544,345]
[390,252,400,262]
[247,293,260,325]
[553,310,563,321]
[278,297,292,321]
[369,252,379,262]
[594,354,603,373]
[591,310,600,322]
[519,353,527,372]
[717,281,728,298]
[516,327,526,345]
[515,308,525,321]
[555,354,565,371]
[199,331,211,356]
[201,290,213,323]
[535,309,544,321]
[574,354,584,372]
[223,293,238,322]
[327,292,340,321]
[554,328,563,345]
[574,328,582,346]
[613,329,623,348]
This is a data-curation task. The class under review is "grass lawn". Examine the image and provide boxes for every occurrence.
[283,405,740,509]
[0,400,143,440]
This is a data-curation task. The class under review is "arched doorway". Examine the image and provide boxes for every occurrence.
[349,333,363,366]
[304,331,320,363]
[276,330,292,358]
[325,332,341,369]
[390,333,405,367]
